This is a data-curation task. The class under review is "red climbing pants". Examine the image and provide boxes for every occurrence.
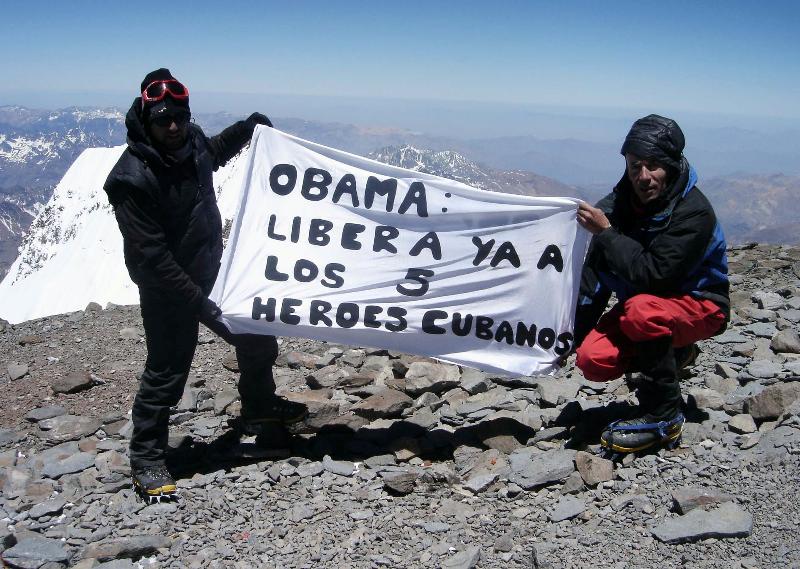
[576,294,725,382]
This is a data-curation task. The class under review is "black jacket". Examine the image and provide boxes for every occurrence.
[574,159,730,347]
[104,99,258,307]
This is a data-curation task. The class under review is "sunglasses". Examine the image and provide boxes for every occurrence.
[141,79,189,104]
[150,111,191,128]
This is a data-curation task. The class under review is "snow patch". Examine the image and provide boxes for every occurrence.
[0,145,248,324]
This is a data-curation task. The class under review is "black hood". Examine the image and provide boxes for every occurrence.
[620,114,685,171]
[124,97,164,166]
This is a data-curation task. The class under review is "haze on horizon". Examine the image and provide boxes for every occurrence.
[2,1,798,133]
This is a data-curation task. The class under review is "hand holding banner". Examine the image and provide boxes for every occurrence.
[210,127,589,376]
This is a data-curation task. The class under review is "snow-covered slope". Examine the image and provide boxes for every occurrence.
[0,145,248,324]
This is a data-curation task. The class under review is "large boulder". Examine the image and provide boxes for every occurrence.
[745,383,800,420]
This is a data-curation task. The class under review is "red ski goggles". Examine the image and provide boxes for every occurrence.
[141,79,190,104]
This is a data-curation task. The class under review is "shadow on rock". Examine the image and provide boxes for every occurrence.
[165,415,539,479]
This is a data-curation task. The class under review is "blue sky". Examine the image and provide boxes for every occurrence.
[2,0,799,124]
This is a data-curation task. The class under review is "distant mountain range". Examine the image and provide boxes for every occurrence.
[1,105,799,282]
[368,145,580,198]
[701,173,800,245]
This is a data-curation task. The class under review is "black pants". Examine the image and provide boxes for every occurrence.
[130,289,278,468]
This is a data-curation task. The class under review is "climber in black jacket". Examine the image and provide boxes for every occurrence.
[574,114,729,454]
[104,68,307,501]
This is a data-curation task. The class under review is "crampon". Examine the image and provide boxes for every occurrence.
[600,413,685,459]
[131,464,178,504]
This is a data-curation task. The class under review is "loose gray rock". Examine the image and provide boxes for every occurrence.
[212,388,239,415]
[1,527,16,551]
[441,546,481,569]
[382,471,418,495]
[42,451,96,478]
[288,504,316,522]
[530,426,568,444]
[453,388,515,417]
[493,533,514,553]
[744,322,778,338]
[728,414,757,434]
[671,487,736,514]
[0,428,22,447]
[2,535,71,567]
[611,493,653,512]
[537,377,580,406]
[81,535,172,562]
[550,495,586,522]
[561,471,586,494]
[785,360,800,377]
[322,455,355,476]
[7,363,29,381]
[94,560,136,569]
[771,329,800,353]
[424,521,450,533]
[221,352,239,372]
[407,408,438,430]
[688,388,725,410]
[28,496,67,519]
[283,391,341,432]
[38,415,102,443]
[51,371,94,394]
[651,502,753,543]
[744,360,783,380]
[306,365,350,389]
[752,291,784,310]
[715,362,739,379]
[118,327,142,340]
[282,351,320,369]
[351,388,413,420]
[746,382,800,420]
[715,330,748,344]
[24,406,67,423]
[460,369,491,395]
[295,461,324,478]
[463,471,500,494]
[403,361,461,395]
[509,448,576,489]
[574,451,613,486]
[413,391,442,410]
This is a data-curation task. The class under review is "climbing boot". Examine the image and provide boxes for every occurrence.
[602,337,684,454]
[131,463,177,503]
[600,412,684,453]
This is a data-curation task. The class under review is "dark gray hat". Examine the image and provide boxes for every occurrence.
[620,114,685,170]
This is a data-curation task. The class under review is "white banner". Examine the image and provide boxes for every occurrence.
[210,127,590,376]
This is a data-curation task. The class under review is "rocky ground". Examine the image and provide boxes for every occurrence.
[1,243,800,568]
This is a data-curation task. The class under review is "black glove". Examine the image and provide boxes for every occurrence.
[199,297,222,321]
[246,112,273,128]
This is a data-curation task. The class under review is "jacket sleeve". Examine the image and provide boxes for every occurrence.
[108,181,205,307]
[591,196,715,294]
[206,117,259,169]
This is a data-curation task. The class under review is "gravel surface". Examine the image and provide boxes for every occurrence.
[1,242,800,568]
